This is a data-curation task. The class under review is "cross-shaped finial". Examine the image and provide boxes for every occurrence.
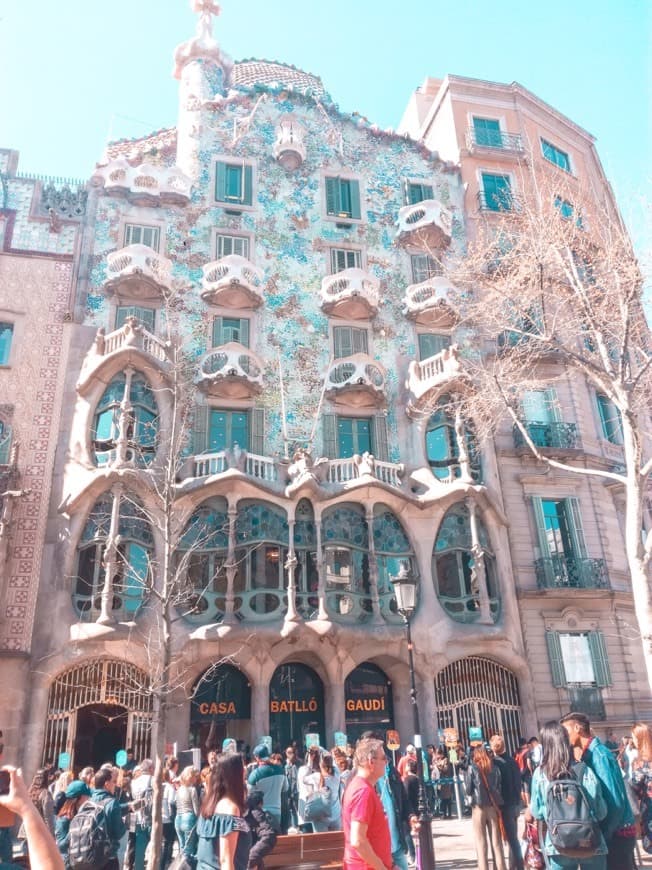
[192,0,221,40]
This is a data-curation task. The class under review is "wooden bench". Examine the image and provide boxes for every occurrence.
[265,830,344,869]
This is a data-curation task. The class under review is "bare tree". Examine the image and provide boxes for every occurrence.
[435,176,652,686]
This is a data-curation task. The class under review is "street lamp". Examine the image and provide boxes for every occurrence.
[392,562,436,870]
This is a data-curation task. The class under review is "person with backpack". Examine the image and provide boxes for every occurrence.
[527,720,607,869]
[130,759,154,869]
[55,780,91,868]
[68,767,126,870]
[561,712,637,869]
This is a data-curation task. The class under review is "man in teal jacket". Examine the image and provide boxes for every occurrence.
[91,768,127,869]
[561,712,636,870]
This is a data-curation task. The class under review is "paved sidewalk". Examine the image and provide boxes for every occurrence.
[428,815,652,868]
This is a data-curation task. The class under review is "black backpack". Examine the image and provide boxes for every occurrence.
[545,762,601,858]
[68,797,113,869]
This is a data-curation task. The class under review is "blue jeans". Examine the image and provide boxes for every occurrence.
[0,827,12,864]
[545,855,606,869]
[392,847,409,870]
[175,812,198,857]
[134,825,151,870]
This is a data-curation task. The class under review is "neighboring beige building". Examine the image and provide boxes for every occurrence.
[2,22,649,773]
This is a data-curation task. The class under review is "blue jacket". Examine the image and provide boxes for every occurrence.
[90,788,126,856]
[583,737,635,840]
[247,763,287,819]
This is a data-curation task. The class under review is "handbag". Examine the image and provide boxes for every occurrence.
[523,820,544,869]
[304,787,331,823]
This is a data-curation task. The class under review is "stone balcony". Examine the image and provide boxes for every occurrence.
[403,276,459,327]
[325,454,404,489]
[325,354,387,408]
[320,268,380,319]
[103,244,173,302]
[192,449,278,483]
[201,255,265,309]
[196,342,264,398]
[396,199,453,250]
[273,117,306,170]
[78,318,169,391]
[405,345,464,415]
[93,159,192,205]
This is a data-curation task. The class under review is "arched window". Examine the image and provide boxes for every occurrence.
[322,504,371,620]
[294,499,319,619]
[73,494,153,621]
[177,498,229,624]
[426,397,480,482]
[92,372,158,466]
[235,502,289,619]
[0,419,12,465]
[432,503,499,623]
[373,506,415,620]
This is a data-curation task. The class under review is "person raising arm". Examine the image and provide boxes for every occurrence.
[0,766,64,870]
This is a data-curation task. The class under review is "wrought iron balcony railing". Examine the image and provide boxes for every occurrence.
[534,556,610,590]
[513,422,579,451]
[466,128,524,152]
[477,190,522,213]
[567,685,606,721]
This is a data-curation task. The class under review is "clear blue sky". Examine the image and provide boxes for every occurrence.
[1,0,650,236]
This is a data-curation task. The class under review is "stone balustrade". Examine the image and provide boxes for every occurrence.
[201,254,265,308]
[192,448,277,483]
[94,159,192,204]
[79,318,169,389]
[406,345,463,408]
[396,198,453,247]
[326,455,404,488]
[320,267,380,316]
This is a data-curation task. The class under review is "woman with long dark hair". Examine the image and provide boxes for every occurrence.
[527,721,608,869]
[196,753,252,870]
[465,745,507,870]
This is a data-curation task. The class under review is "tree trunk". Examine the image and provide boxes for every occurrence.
[147,614,172,870]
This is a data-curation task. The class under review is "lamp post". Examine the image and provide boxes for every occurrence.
[392,562,436,870]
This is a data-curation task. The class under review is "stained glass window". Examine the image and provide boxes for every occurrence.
[92,372,158,466]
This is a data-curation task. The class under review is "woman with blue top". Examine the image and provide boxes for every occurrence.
[527,721,608,869]
[196,753,252,870]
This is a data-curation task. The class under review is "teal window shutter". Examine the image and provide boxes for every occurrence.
[212,316,223,348]
[192,405,210,454]
[588,631,612,687]
[243,165,253,205]
[231,411,250,450]
[325,177,339,215]
[355,419,372,455]
[372,415,389,461]
[349,180,361,219]
[546,631,567,687]
[337,417,354,458]
[473,117,502,147]
[239,318,250,348]
[531,497,550,557]
[566,498,588,559]
[208,410,228,452]
[215,161,227,202]
[322,413,337,458]
[250,408,265,455]
[408,183,433,204]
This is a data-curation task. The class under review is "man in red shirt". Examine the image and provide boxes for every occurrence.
[342,737,395,870]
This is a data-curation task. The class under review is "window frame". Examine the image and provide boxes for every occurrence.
[323,172,364,224]
[331,323,370,359]
[214,157,257,212]
[115,305,157,332]
[404,177,434,206]
[410,253,443,284]
[211,315,251,348]
[595,393,623,445]
[540,138,572,173]
[545,628,612,688]
[329,246,363,274]
[123,222,162,251]
[479,170,515,212]
[214,230,254,261]
[207,408,252,453]
[0,321,15,367]
[471,116,504,149]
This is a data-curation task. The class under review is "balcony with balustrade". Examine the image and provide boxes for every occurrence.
[405,345,464,416]
[201,255,265,309]
[513,421,581,455]
[320,268,380,319]
[94,159,192,205]
[403,276,459,327]
[325,354,387,408]
[465,127,525,157]
[191,448,278,484]
[196,342,264,398]
[77,317,170,391]
[325,455,404,489]
[534,555,610,590]
[103,244,173,302]
[396,199,453,250]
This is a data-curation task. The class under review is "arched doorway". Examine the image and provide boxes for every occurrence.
[190,664,251,757]
[435,656,522,753]
[269,663,325,752]
[43,659,152,769]
[345,662,394,744]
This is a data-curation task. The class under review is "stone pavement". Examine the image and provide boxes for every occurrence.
[428,815,652,868]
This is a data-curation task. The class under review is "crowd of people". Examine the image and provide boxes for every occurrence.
[1,712,652,870]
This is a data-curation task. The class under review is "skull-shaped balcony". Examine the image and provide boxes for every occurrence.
[321,268,380,319]
[396,199,453,251]
[325,354,386,408]
[403,276,459,327]
[201,255,265,310]
[196,342,264,399]
[273,116,306,171]
[406,345,464,416]
[103,244,173,303]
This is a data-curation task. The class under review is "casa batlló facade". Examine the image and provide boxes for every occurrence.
[0,3,649,773]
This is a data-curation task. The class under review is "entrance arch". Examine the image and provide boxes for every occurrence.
[435,656,523,753]
[190,664,251,755]
[345,662,394,744]
[269,663,325,752]
[43,659,152,769]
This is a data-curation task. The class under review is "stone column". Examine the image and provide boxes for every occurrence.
[327,681,347,743]
[315,506,328,620]
[365,504,383,624]
[223,498,237,624]
[466,497,492,624]
[114,366,134,465]
[98,484,123,624]
[251,680,269,743]
[285,512,301,623]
